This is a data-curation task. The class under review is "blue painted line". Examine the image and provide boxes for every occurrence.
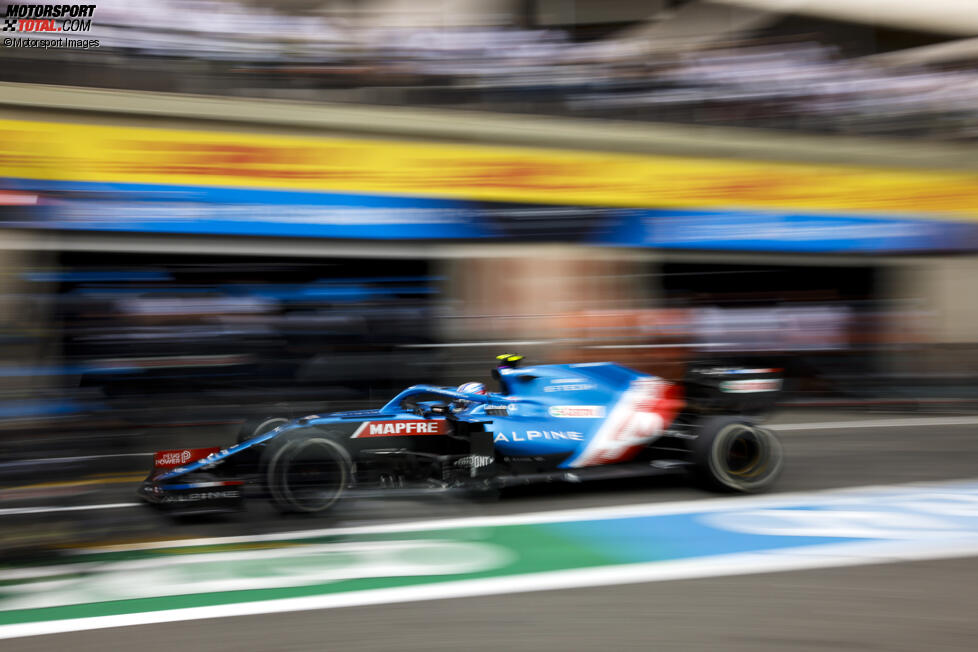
[544,481,978,566]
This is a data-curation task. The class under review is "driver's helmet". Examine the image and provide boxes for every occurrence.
[453,382,487,411]
[457,382,486,396]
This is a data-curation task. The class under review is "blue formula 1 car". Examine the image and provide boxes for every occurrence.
[140,356,785,514]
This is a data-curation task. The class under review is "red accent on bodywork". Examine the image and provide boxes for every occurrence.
[653,382,685,428]
[586,381,685,466]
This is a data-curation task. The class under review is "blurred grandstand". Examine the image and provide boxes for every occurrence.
[3,0,978,138]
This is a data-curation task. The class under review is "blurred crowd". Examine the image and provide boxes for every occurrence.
[4,0,978,139]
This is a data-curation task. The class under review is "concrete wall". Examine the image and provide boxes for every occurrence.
[439,246,651,342]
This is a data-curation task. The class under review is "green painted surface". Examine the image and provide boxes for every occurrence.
[0,524,625,626]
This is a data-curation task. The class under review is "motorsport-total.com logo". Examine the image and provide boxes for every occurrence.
[3,3,94,31]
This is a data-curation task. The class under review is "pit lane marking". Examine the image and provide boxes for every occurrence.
[78,478,978,554]
[4,542,978,642]
[1,480,977,641]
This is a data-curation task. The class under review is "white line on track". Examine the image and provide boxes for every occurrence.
[2,537,978,641]
[0,453,152,471]
[0,503,139,516]
[771,415,978,431]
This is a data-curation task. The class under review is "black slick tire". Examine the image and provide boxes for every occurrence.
[691,415,784,493]
[261,429,352,513]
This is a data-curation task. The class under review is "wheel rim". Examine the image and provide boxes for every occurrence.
[710,423,782,490]
[725,428,763,477]
[273,439,348,513]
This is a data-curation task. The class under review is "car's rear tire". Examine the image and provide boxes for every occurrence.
[261,429,352,513]
[691,416,783,493]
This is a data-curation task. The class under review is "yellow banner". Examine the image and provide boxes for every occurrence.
[2,118,977,218]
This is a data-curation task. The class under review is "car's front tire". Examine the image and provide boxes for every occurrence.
[691,416,783,493]
[261,429,352,513]
[237,415,290,445]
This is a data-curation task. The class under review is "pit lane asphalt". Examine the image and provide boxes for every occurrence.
[7,410,977,538]
[3,409,978,650]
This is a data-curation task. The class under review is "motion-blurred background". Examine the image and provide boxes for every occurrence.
[2,0,978,553]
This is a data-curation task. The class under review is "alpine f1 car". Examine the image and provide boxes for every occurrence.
[140,356,784,514]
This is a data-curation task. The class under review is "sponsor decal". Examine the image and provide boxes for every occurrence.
[548,405,606,418]
[485,405,512,416]
[453,455,494,468]
[696,367,781,376]
[161,490,241,503]
[720,379,783,393]
[160,481,244,490]
[153,447,221,469]
[493,430,584,442]
[351,420,448,438]
[543,383,596,393]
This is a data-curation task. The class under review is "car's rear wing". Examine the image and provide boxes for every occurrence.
[682,362,783,415]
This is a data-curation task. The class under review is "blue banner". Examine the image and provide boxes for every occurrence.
[600,209,978,253]
[3,178,977,253]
